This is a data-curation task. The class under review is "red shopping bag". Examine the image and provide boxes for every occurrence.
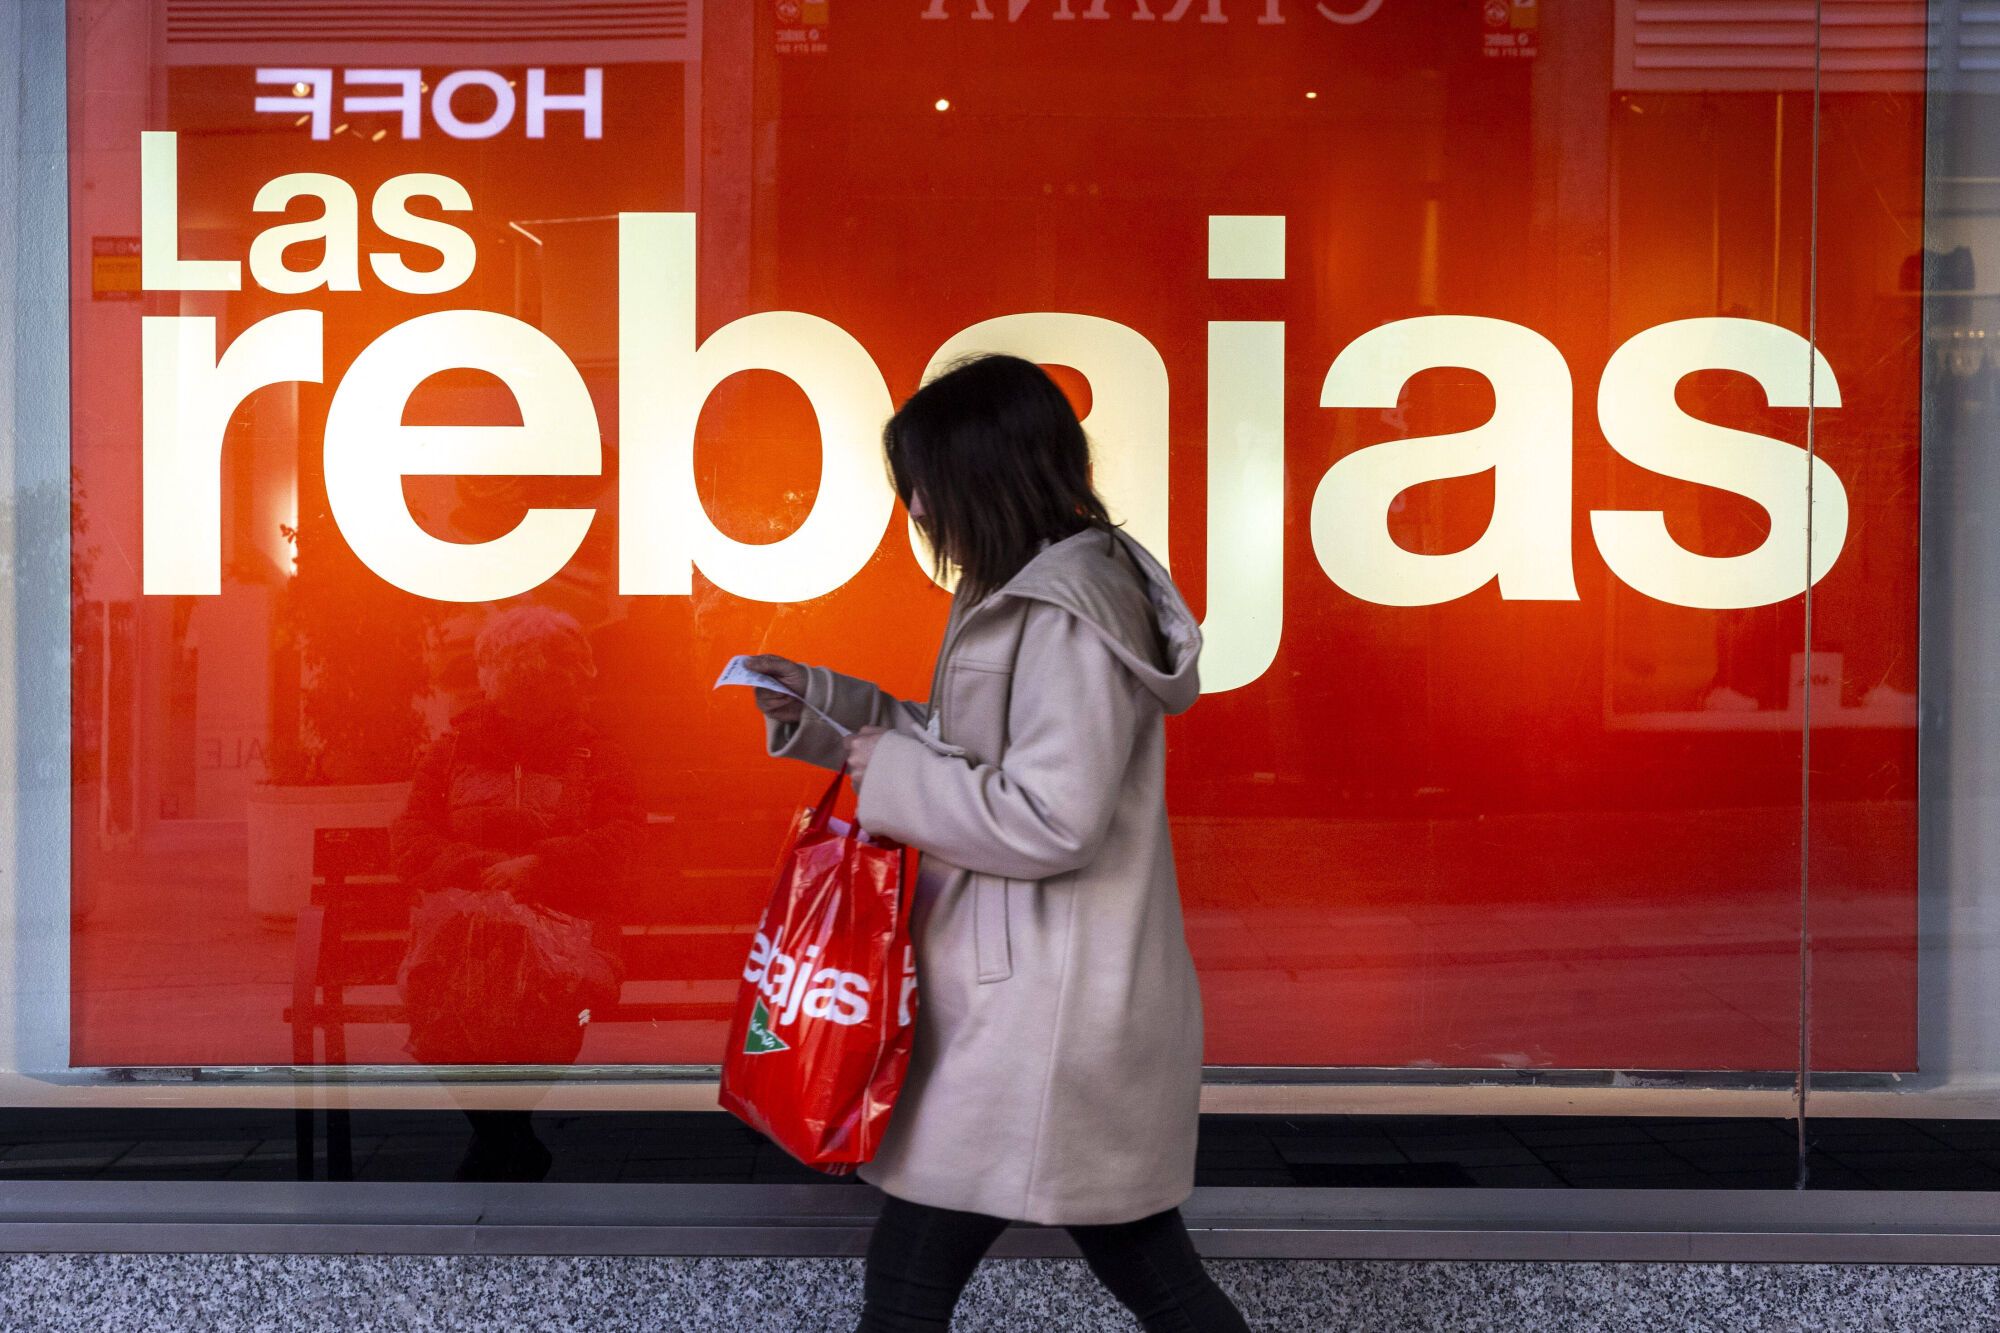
[720,767,918,1173]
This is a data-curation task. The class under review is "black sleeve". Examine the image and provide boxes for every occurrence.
[390,734,497,891]
[525,741,645,914]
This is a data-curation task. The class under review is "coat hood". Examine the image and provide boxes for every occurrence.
[985,526,1202,715]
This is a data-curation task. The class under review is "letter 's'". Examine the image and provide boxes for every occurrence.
[1591,318,1846,609]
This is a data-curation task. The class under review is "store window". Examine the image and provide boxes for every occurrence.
[11,0,1986,1192]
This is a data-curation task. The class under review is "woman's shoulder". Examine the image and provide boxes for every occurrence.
[1002,526,1146,599]
[1003,528,1151,617]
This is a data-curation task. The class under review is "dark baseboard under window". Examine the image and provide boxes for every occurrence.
[0,1109,1993,1262]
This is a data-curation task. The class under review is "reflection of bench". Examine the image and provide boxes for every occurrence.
[284,826,732,1178]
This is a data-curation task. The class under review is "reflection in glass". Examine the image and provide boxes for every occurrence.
[53,2,1914,1125]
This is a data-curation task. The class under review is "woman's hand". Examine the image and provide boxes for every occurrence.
[480,854,541,895]
[741,654,808,724]
[844,726,888,787]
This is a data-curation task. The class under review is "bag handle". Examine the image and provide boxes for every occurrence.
[808,766,920,929]
[804,765,851,836]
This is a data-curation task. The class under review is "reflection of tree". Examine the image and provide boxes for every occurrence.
[2,471,96,789]
[269,513,438,785]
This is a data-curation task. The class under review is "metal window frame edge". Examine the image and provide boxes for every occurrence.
[0,1182,1996,1264]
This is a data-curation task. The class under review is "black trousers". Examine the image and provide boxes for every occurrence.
[858,1194,1252,1332]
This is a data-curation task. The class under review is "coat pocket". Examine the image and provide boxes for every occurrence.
[941,658,1013,765]
[974,874,1014,984]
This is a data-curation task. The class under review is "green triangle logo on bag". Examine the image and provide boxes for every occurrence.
[743,998,791,1055]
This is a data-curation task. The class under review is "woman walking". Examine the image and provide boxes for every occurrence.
[743,355,1250,1332]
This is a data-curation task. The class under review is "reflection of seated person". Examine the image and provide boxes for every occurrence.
[390,606,642,1070]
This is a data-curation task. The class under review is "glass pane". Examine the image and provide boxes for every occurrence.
[1801,0,2000,1178]
[39,0,1893,1178]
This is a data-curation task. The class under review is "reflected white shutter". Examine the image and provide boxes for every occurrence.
[1615,0,1953,92]
[163,0,698,65]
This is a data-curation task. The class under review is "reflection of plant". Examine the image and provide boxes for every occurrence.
[269,517,437,785]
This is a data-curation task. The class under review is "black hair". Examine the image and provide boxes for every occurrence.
[883,354,1113,601]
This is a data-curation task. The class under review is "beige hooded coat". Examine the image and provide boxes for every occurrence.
[763,525,1205,1225]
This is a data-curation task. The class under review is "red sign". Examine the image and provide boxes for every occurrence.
[65,1,1921,1073]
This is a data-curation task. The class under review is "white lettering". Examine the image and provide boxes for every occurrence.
[618,212,897,602]
[140,133,242,292]
[253,69,333,140]
[802,967,872,1022]
[526,68,603,140]
[432,70,516,140]
[749,938,875,1027]
[341,69,421,139]
[831,971,873,1025]
[142,312,323,594]
[762,952,796,1009]
[1201,214,1287,692]
[1591,317,1846,609]
[249,173,361,294]
[744,931,774,984]
[922,0,996,17]
[780,945,823,1026]
[1317,0,1385,22]
[897,945,918,1026]
[922,1,1381,22]
[255,69,598,140]
[367,173,477,295]
[132,187,1860,662]
[1204,321,1285,690]
[1313,315,1577,606]
[322,310,600,602]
